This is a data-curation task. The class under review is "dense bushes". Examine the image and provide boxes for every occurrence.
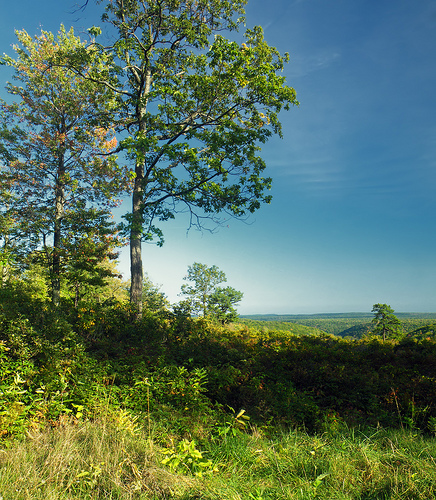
[1,296,436,440]
[165,328,436,432]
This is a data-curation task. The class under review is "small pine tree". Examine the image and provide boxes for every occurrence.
[371,303,402,341]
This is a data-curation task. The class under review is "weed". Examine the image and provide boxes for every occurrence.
[215,407,250,439]
[161,438,217,477]
[427,416,436,435]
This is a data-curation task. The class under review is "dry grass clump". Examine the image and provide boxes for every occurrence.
[1,416,436,499]
[0,417,195,499]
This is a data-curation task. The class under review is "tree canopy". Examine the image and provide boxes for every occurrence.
[180,262,243,322]
[208,285,244,324]
[63,0,298,315]
[372,303,403,341]
[0,26,129,305]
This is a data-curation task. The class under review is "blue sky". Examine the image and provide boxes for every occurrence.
[1,0,435,314]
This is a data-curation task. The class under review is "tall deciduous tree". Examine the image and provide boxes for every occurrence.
[0,27,129,305]
[70,0,298,316]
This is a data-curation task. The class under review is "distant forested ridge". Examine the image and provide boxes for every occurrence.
[239,313,436,338]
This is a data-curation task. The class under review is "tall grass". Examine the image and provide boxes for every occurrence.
[1,416,436,499]
[0,417,194,499]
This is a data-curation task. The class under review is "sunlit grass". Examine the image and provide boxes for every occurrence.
[1,415,436,500]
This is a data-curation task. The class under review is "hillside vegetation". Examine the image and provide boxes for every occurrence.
[240,313,436,338]
[1,293,436,498]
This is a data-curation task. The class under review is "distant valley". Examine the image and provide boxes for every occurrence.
[239,313,436,338]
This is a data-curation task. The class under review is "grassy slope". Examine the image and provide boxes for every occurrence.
[2,416,436,499]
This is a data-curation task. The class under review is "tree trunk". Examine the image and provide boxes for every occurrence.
[1,234,9,287]
[52,128,66,307]
[130,165,144,318]
[128,69,151,319]
[52,217,62,307]
[0,265,6,287]
[52,182,65,306]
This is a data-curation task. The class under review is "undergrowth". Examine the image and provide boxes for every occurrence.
[1,416,436,499]
[1,298,436,498]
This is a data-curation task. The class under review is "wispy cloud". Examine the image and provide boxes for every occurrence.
[288,51,341,78]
